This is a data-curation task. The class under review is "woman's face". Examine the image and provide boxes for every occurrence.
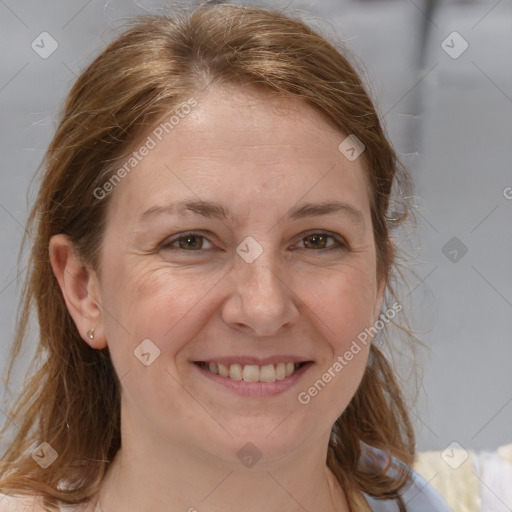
[94,84,385,465]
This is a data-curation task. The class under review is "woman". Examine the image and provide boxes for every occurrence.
[0,3,451,511]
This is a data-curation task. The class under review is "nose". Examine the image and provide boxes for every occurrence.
[221,254,300,337]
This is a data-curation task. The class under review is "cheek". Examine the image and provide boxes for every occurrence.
[99,257,221,356]
[301,262,379,347]
[98,262,221,413]
[293,265,377,416]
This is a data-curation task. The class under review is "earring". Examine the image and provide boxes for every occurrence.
[86,329,95,340]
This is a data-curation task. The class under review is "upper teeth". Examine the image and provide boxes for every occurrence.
[206,362,297,382]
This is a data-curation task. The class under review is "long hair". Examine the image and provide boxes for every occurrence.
[0,3,416,510]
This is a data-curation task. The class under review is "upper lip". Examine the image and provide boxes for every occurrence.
[194,356,313,366]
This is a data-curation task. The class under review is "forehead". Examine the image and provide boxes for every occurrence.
[105,84,371,223]
[169,84,350,157]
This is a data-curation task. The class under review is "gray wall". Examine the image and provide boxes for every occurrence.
[1,0,511,455]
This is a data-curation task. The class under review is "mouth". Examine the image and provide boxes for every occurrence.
[194,361,311,383]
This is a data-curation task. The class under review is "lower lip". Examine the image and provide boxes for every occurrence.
[192,362,314,397]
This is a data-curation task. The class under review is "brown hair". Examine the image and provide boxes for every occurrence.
[0,3,416,510]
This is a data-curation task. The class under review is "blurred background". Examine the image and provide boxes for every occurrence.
[0,0,511,460]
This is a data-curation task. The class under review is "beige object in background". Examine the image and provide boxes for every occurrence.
[414,444,512,512]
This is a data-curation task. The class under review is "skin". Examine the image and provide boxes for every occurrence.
[50,83,385,512]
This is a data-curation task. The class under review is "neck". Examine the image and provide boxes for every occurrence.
[96,434,351,512]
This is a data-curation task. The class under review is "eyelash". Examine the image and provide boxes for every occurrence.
[159,231,348,254]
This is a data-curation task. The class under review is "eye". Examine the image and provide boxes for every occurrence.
[160,232,214,252]
[158,231,347,254]
[294,232,347,251]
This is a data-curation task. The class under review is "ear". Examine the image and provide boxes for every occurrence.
[49,234,106,349]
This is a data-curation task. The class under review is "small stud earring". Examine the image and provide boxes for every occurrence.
[86,329,95,340]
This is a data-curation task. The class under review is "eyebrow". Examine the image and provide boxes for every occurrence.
[138,199,364,226]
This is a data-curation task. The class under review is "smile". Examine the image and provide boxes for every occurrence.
[195,361,308,382]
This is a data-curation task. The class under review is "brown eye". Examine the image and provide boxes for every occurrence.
[302,233,330,249]
[161,233,214,252]
[177,234,204,250]
[297,232,344,251]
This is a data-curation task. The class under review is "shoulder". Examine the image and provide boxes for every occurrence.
[0,492,95,512]
[401,469,453,511]
[362,468,452,512]
[0,492,42,511]
[358,443,452,512]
